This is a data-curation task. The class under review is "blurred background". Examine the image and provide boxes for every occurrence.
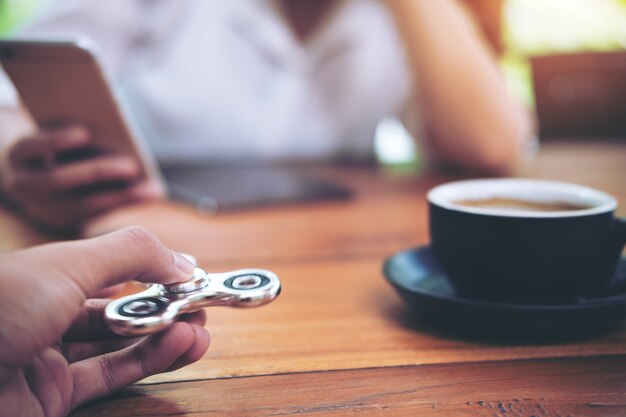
[1,0,625,166]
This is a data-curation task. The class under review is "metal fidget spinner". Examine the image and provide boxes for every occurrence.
[105,267,281,336]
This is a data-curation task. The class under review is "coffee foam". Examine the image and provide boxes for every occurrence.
[427,179,616,218]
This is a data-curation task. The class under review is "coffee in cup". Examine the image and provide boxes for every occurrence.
[427,179,626,304]
[453,197,592,212]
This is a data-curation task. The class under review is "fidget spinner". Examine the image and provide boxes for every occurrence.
[105,266,281,336]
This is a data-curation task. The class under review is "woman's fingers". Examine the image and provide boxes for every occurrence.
[69,322,210,409]
[2,123,165,231]
[8,124,92,169]
[16,180,163,230]
[6,154,141,199]
[75,179,162,213]
[46,154,140,193]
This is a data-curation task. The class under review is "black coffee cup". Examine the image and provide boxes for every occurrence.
[428,179,626,304]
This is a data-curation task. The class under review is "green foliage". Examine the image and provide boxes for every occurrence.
[0,0,40,35]
[502,0,626,109]
[505,0,626,56]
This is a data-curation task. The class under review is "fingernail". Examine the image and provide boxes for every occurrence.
[67,125,91,142]
[113,158,139,175]
[143,180,166,197]
[172,250,196,275]
[133,180,165,200]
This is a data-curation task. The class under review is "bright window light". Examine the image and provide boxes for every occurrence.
[373,117,417,166]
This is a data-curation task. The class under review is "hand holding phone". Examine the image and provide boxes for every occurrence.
[0,38,164,231]
[1,122,163,232]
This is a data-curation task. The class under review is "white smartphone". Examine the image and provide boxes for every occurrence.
[0,37,162,184]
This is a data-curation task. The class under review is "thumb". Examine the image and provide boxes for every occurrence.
[59,226,194,298]
[64,226,196,297]
[0,227,195,364]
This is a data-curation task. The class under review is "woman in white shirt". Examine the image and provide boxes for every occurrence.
[0,0,531,231]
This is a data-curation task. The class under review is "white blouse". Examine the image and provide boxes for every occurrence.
[1,0,416,164]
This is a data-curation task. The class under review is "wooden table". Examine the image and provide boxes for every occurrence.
[3,141,625,416]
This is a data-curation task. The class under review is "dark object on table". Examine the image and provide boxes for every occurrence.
[163,165,351,214]
[384,246,626,341]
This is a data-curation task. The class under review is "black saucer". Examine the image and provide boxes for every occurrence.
[383,246,626,341]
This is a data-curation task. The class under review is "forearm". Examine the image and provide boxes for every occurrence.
[0,106,35,163]
[0,106,34,197]
[386,0,532,174]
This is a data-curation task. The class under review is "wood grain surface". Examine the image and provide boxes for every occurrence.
[0,141,624,416]
[138,254,626,384]
[73,355,626,417]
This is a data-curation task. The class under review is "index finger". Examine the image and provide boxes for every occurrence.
[9,124,92,169]
[0,228,196,365]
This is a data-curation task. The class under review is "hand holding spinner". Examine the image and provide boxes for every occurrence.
[105,267,281,336]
